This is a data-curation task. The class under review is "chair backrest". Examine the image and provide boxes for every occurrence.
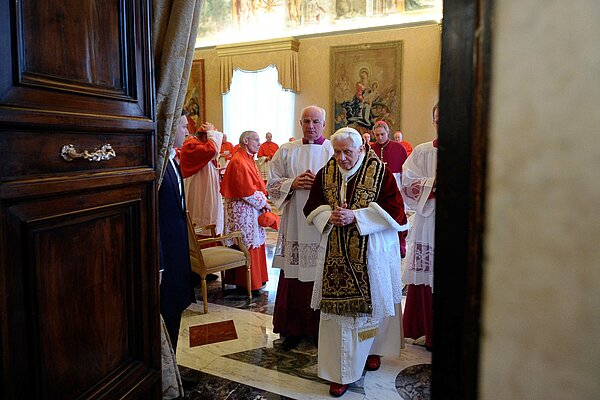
[195,223,217,238]
[185,211,251,278]
[186,211,206,277]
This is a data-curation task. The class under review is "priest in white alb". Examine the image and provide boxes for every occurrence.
[267,105,334,350]
[401,103,439,351]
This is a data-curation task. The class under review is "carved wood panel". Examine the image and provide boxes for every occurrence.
[0,0,153,119]
[20,1,125,93]
[3,183,159,399]
[0,0,159,398]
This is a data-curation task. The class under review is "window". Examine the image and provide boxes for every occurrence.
[222,65,295,147]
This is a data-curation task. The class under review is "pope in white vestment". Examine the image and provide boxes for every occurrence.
[304,127,409,395]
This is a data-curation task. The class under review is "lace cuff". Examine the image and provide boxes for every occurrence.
[243,191,268,210]
[267,178,294,209]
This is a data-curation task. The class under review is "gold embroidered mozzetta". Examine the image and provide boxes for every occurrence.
[320,149,385,317]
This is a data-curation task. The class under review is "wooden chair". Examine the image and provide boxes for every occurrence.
[186,212,252,313]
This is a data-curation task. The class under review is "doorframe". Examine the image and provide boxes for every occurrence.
[432,0,492,398]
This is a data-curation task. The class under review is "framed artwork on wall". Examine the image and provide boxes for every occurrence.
[184,59,206,133]
[331,41,403,134]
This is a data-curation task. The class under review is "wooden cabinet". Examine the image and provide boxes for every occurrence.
[0,1,160,398]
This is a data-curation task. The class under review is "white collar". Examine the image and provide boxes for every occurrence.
[338,150,365,181]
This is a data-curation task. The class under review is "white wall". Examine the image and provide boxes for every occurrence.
[480,1,600,399]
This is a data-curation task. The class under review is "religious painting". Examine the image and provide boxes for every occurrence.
[197,0,440,46]
[184,59,206,133]
[199,0,232,38]
[331,41,403,134]
[404,0,439,12]
[372,0,403,16]
[373,0,441,16]
[286,0,303,26]
[335,0,366,20]
[303,0,332,25]
[231,0,285,30]
[286,0,335,27]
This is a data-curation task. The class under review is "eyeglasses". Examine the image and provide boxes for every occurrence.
[301,119,323,125]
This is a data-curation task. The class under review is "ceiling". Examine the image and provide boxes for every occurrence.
[196,0,442,47]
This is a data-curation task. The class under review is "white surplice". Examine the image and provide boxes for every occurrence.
[223,191,268,249]
[401,141,437,289]
[184,129,224,234]
[266,139,333,281]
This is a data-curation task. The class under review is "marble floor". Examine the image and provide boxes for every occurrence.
[175,231,431,399]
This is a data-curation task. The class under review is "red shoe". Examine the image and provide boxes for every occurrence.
[329,382,349,397]
[365,354,381,371]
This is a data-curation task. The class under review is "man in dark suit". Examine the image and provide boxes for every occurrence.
[158,112,195,351]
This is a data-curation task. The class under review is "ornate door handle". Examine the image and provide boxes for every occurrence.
[61,144,116,162]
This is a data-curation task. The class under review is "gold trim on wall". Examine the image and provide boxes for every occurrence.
[215,37,300,57]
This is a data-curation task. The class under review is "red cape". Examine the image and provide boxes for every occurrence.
[258,141,279,158]
[220,150,267,198]
[220,141,234,160]
[179,136,217,178]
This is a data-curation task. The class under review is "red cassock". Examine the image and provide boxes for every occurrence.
[220,150,269,290]
[257,141,279,159]
[403,284,433,349]
[369,140,408,173]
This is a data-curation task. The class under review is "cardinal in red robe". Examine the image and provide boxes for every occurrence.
[220,130,271,292]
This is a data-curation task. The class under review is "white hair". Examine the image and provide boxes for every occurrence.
[301,105,326,120]
[330,127,363,149]
[239,130,257,145]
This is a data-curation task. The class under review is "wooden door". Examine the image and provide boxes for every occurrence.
[0,1,160,399]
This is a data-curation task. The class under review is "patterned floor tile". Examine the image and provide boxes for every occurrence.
[180,366,295,400]
[396,364,432,400]
[223,339,366,396]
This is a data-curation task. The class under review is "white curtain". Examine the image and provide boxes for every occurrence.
[222,65,295,146]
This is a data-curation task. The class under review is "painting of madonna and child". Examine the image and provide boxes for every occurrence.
[331,41,403,135]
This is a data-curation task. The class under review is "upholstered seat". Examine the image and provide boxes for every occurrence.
[186,212,251,313]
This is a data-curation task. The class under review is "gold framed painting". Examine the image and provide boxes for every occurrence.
[331,41,403,134]
[184,59,206,133]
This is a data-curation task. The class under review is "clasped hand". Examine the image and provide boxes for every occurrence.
[291,169,315,190]
[329,203,355,226]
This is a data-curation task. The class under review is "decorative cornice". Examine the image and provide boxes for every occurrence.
[216,37,300,57]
